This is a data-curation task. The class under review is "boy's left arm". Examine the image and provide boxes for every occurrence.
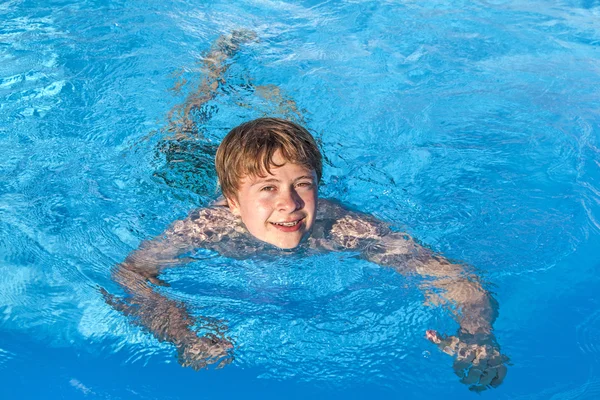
[328,208,508,391]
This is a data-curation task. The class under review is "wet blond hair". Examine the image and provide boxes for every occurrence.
[215,118,322,200]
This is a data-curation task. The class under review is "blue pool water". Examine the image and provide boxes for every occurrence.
[1,0,600,398]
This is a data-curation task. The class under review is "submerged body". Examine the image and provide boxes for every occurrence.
[107,31,508,392]
[112,183,506,391]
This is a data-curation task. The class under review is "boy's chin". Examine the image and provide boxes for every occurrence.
[245,221,313,249]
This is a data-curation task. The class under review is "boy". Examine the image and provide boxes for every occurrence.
[108,118,507,392]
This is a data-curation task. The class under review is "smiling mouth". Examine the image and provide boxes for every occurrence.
[271,218,304,227]
[270,218,305,229]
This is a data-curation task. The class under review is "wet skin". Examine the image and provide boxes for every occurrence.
[226,151,318,249]
[109,31,507,390]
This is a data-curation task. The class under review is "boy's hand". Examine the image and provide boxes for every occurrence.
[177,334,234,370]
[425,329,508,392]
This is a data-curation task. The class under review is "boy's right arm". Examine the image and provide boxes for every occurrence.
[106,208,234,369]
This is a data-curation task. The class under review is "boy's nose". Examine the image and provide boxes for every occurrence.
[277,188,304,212]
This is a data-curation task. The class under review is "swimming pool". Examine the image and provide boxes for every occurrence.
[1,0,599,398]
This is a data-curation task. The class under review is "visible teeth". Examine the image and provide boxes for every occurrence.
[274,220,299,226]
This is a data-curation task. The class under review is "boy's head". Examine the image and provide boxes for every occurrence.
[215,118,322,249]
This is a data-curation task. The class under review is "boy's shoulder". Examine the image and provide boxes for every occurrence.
[314,198,390,249]
[315,198,346,219]
[189,203,236,225]
[168,203,241,244]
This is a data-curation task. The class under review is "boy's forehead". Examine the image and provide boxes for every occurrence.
[240,162,316,184]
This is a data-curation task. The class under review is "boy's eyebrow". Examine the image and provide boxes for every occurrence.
[294,175,315,182]
[250,175,315,186]
[250,178,279,186]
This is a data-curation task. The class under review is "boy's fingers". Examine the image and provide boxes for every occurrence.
[216,354,234,369]
[474,354,489,371]
[484,349,502,367]
[468,384,487,393]
[425,329,443,344]
[427,330,508,390]
[457,345,476,363]
[461,368,483,385]
[425,329,455,352]
[478,367,497,386]
[178,335,234,371]
[490,364,508,387]
[453,357,472,374]
[426,330,462,356]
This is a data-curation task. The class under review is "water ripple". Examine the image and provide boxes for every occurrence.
[0,0,598,397]
[0,347,16,369]
[577,307,600,363]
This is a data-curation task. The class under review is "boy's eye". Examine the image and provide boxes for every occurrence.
[261,186,276,192]
[296,181,313,188]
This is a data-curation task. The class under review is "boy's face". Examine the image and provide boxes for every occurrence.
[227,151,318,249]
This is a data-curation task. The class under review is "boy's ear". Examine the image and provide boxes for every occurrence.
[227,196,241,216]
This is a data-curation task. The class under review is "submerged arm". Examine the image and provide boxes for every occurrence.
[370,234,497,338]
[106,209,233,369]
[327,204,506,390]
[328,209,496,336]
